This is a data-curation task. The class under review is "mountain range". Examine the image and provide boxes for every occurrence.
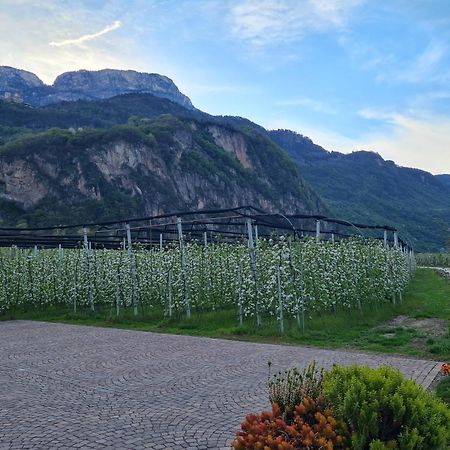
[0,66,449,251]
[0,66,193,109]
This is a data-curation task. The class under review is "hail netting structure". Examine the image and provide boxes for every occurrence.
[0,205,409,249]
[0,206,415,331]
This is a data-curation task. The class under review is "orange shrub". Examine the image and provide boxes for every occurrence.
[232,396,349,450]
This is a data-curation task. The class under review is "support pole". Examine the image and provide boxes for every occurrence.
[115,269,120,317]
[246,217,261,326]
[384,230,388,248]
[167,267,173,317]
[126,224,138,317]
[177,217,191,319]
[299,248,306,334]
[72,271,77,314]
[237,259,243,326]
[277,265,284,334]
[394,231,399,248]
[159,233,163,252]
[83,227,94,311]
[315,220,321,243]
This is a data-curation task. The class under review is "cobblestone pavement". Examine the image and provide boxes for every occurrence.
[0,321,442,449]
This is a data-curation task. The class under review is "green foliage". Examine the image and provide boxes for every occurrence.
[1,269,445,361]
[0,238,411,325]
[323,365,450,450]
[0,94,202,130]
[270,130,450,252]
[0,112,325,228]
[268,361,324,412]
[436,376,450,405]
[0,124,156,158]
[416,252,450,268]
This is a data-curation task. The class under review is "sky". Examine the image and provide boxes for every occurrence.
[1,0,450,174]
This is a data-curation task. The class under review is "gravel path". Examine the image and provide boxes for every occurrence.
[0,321,442,449]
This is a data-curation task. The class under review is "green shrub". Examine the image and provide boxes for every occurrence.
[436,376,450,405]
[268,361,324,413]
[323,365,450,450]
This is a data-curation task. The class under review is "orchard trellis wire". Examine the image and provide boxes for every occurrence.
[0,206,415,333]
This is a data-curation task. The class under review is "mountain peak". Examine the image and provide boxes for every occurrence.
[0,66,44,96]
[0,66,194,109]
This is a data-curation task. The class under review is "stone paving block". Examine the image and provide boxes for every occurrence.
[0,321,441,449]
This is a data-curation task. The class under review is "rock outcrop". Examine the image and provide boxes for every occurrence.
[0,67,194,109]
[0,117,324,226]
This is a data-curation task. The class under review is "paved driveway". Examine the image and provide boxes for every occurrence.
[0,321,441,449]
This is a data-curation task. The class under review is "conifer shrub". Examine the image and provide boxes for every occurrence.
[323,365,450,450]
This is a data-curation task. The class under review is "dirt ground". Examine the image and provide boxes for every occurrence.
[383,315,448,338]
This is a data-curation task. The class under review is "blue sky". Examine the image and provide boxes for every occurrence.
[1,0,450,174]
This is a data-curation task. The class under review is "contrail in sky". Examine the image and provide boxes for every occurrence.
[49,20,122,47]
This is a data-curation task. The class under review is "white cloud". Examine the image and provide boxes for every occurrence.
[0,3,145,84]
[228,0,363,46]
[266,110,450,174]
[378,40,450,84]
[358,113,450,174]
[49,20,122,47]
[357,108,395,121]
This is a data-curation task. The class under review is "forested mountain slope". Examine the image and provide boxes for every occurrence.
[269,130,450,251]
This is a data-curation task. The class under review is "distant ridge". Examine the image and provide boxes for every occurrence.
[269,129,450,251]
[0,66,194,109]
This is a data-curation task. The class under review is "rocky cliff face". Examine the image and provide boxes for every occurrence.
[0,67,194,109]
[0,117,324,226]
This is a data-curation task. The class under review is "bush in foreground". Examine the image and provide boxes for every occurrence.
[268,361,325,413]
[232,396,349,450]
[233,363,450,449]
[324,365,450,450]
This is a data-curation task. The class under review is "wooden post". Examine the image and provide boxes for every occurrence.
[331,233,335,244]
[177,217,191,319]
[203,231,208,247]
[384,230,388,248]
[315,220,321,243]
[394,231,398,248]
[126,224,138,317]
[246,218,261,326]
[159,233,163,252]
